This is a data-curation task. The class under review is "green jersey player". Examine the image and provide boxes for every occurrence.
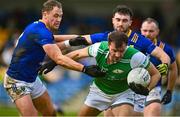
[65,31,160,116]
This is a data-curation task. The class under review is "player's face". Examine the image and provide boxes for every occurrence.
[141,22,159,41]
[46,6,63,30]
[112,13,132,33]
[109,42,126,63]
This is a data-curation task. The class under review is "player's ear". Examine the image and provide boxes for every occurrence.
[156,28,160,35]
[42,11,48,18]
[129,19,132,27]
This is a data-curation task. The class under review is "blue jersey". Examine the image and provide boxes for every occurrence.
[150,39,175,86]
[7,21,54,83]
[90,30,156,55]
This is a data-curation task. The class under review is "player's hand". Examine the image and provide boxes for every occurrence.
[82,65,106,77]
[161,90,172,105]
[157,63,168,77]
[69,36,89,46]
[128,82,149,96]
[38,60,57,75]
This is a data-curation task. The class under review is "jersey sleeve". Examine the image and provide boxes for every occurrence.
[141,36,156,54]
[90,31,109,44]
[88,43,101,57]
[164,44,176,64]
[35,29,54,46]
[130,52,150,69]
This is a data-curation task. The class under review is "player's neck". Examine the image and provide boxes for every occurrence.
[107,55,114,64]
[39,19,51,31]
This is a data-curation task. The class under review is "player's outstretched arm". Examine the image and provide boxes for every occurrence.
[54,35,92,50]
[65,47,89,60]
[161,61,178,104]
[38,47,89,75]
[40,44,105,77]
[54,35,78,42]
[43,43,84,72]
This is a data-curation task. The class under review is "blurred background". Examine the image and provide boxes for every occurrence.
[0,0,180,116]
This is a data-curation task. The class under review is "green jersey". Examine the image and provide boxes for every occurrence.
[88,41,150,94]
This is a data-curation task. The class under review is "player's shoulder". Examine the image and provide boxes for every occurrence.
[130,31,150,42]
[158,40,174,52]
[130,51,149,68]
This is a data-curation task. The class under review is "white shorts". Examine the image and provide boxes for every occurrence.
[84,83,135,111]
[134,86,161,112]
[3,74,46,102]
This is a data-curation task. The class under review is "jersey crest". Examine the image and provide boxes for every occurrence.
[159,41,165,50]
[112,69,124,74]
[131,33,139,43]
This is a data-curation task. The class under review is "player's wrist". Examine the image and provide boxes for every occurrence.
[64,40,71,47]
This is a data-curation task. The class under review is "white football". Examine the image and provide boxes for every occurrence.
[127,67,151,87]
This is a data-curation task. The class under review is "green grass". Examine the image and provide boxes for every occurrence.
[0,105,103,116]
[0,105,77,116]
[0,105,19,116]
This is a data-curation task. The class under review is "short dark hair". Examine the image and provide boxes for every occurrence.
[108,31,128,48]
[113,5,133,19]
[142,17,159,29]
[42,0,62,13]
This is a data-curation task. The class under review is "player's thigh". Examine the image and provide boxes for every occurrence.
[85,83,112,111]
[31,77,56,115]
[112,104,134,116]
[144,86,161,116]
[78,104,101,116]
[15,94,38,116]
[144,102,161,116]
[3,74,38,116]
[111,89,135,116]
[33,90,56,115]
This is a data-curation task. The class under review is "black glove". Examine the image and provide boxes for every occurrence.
[38,60,57,75]
[161,90,172,105]
[82,65,106,77]
[128,82,149,96]
[69,36,89,46]
[157,63,168,77]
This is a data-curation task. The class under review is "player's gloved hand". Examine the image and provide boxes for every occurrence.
[161,90,172,105]
[157,63,168,77]
[38,60,57,75]
[69,36,89,46]
[82,65,106,77]
[128,82,149,96]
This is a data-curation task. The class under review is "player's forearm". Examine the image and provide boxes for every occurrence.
[147,63,161,90]
[55,55,84,72]
[65,51,80,60]
[43,44,84,72]
[65,48,89,60]
[167,62,178,92]
[148,72,161,91]
[152,47,170,65]
[54,35,79,42]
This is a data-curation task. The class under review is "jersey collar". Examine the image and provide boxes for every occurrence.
[126,29,132,38]
[152,38,158,45]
